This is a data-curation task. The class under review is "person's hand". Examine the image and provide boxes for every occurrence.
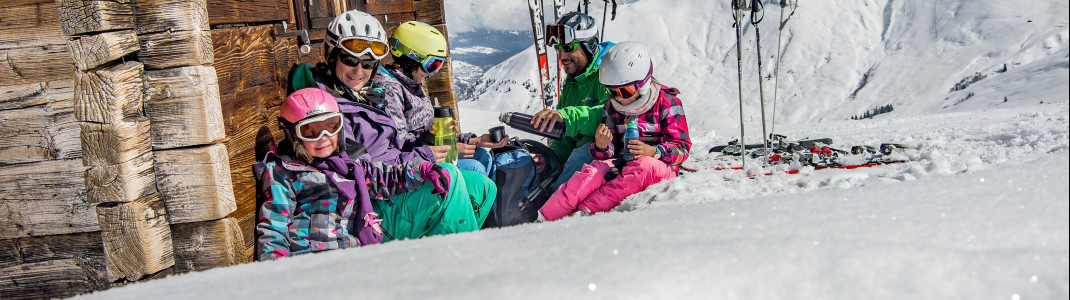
[430,145,452,163]
[627,140,657,158]
[594,123,613,150]
[473,133,509,149]
[530,108,563,133]
[531,153,547,173]
[457,142,477,159]
[419,162,451,196]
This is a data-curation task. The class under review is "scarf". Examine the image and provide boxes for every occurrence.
[309,151,383,245]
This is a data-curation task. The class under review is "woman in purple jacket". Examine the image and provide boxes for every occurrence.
[539,42,692,221]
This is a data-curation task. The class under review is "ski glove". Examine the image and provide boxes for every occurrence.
[419,162,451,196]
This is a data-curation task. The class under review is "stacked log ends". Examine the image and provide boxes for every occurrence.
[170,217,247,273]
[96,194,174,282]
[143,66,225,149]
[56,0,135,36]
[154,144,236,224]
[135,0,213,69]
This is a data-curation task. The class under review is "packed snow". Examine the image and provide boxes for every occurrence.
[75,0,1068,299]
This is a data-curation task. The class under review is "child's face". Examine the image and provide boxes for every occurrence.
[612,88,642,106]
[302,134,339,158]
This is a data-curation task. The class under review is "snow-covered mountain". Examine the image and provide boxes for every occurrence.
[459,0,1069,143]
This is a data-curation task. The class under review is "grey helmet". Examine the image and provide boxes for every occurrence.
[325,10,389,60]
[599,41,653,87]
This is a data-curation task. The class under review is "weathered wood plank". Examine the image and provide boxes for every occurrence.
[170,217,246,273]
[0,43,76,85]
[0,0,66,50]
[211,25,280,93]
[0,81,80,164]
[84,149,156,204]
[235,212,255,263]
[0,158,86,202]
[0,259,109,299]
[96,194,174,282]
[80,118,151,167]
[414,0,445,25]
[378,12,416,30]
[134,0,208,35]
[206,0,289,25]
[220,84,285,226]
[0,200,98,239]
[0,232,105,269]
[67,30,139,72]
[74,61,143,124]
[138,30,214,70]
[143,66,225,149]
[154,144,236,224]
[364,0,415,15]
[56,0,135,36]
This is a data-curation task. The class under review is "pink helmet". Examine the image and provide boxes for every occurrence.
[281,88,340,123]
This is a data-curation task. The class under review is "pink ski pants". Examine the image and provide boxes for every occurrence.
[539,156,676,221]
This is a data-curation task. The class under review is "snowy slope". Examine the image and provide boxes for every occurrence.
[460,0,1069,142]
[66,0,1070,299]
[76,103,1069,299]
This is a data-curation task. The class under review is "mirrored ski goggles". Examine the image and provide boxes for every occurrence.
[418,55,447,74]
[294,112,344,142]
[340,38,390,60]
[553,42,582,53]
[545,24,576,46]
[339,54,378,70]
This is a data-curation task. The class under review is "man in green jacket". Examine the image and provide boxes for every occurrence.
[531,12,615,190]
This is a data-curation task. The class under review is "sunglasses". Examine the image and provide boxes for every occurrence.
[339,54,378,70]
[294,112,344,142]
[340,38,389,60]
[553,42,582,53]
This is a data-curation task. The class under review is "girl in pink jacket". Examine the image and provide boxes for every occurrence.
[539,41,691,221]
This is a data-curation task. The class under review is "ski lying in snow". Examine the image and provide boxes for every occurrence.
[527,0,555,109]
[705,134,911,171]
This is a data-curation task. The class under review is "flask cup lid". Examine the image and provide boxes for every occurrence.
[434,106,453,118]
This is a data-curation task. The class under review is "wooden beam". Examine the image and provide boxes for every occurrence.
[74,61,144,124]
[96,194,174,282]
[170,217,247,273]
[414,0,445,25]
[143,66,225,149]
[364,0,415,15]
[0,80,80,165]
[219,84,286,226]
[67,30,140,72]
[138,30,214,70]
[55,0,135,36]
[133,0,209,34]
[80,118,152,167]
[154,144,236,224]
[0,160,95,239]
[0,259,109,299]
[0,43,76,86]
[0,232,106,269]
[0,0,66,50]
[84,150,156,204]
[206,0,290,26]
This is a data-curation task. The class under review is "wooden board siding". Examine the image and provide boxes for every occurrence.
[206,0,290,26]
[0,0,67,49]
[0,80,80,165]
[0,232,109,299]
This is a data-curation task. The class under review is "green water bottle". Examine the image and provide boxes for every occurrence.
[432,106,458,164]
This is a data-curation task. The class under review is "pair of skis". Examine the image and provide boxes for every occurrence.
[527,0,567,111]
[704,134,911,178]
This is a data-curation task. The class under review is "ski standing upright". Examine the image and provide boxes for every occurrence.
[527,0,555,110]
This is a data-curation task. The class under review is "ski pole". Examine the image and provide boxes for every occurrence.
[732,0,748,169]
[771,0,797,138]
[750,0,769,164]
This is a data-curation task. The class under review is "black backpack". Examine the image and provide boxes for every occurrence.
[482,138,562,228]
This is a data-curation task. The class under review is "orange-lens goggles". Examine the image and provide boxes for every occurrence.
[608,84,640,99]
[295,113,343,141]
[340,39,389,59]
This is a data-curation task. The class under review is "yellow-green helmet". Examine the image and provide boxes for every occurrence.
[389,21,449,61]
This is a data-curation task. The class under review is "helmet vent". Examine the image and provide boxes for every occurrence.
[350,25,357,35]
[363,24,371,35]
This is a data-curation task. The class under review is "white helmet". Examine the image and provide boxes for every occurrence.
[325,10,389,60]
[599,41,654,87]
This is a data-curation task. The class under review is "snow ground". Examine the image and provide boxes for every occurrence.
[71,0,1069,298]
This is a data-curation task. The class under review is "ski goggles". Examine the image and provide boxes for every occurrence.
[339,54,379,70]
[294,112,344,142]
[546,24,578,46]
[553,42,582,53]
[339,38,390,60]
[606,63,655,99]
[418,55,447,74]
